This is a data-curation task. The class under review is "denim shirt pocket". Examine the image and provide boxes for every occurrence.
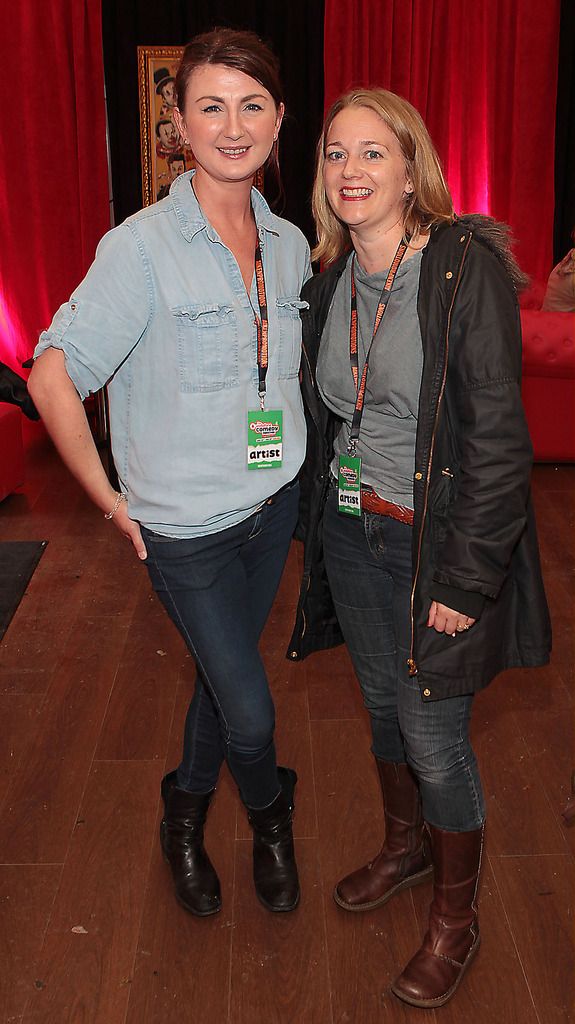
[276,297,309,379]
[171,303,239,393]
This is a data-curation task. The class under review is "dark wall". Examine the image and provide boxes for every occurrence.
[101,0,324,245]
[554,0,575,262]
[103,0,573,267]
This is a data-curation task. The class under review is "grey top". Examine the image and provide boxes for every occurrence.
[317,248,423,509]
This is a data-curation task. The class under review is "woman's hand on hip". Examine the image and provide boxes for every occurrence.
[108,500,148,561]
[427,601,476,637]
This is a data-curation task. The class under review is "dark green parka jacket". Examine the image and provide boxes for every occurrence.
[287,217,551,701]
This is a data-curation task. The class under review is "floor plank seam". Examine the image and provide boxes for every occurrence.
[124,756,169,1024]
[16,860,66,1022]
[487,851,544,1024]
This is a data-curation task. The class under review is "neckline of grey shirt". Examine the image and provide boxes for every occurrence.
[317,249,424,508]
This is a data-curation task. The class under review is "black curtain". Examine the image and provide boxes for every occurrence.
[553,0,575,263]
[101,0,325,246]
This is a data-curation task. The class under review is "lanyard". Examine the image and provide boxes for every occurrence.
[254,241,269,410]
[347,240,408,453]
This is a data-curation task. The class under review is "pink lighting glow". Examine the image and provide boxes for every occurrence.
[0,282,27,371]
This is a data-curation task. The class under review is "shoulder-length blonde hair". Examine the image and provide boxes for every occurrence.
[312,89,454,265]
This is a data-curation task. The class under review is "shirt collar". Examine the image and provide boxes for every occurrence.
[170,169,279,242]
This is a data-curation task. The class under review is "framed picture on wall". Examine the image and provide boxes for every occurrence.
[137,46,190,206]
[137,45,264,207]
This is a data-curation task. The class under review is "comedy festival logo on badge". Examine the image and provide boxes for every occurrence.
[340,465,359,486]
[249,419,281,441]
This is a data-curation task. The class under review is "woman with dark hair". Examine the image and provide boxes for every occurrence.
[289,88,551,1007]
[29,28,310,918]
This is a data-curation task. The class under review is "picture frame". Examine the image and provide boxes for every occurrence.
[137,46,191,206]
[137,45,264,207]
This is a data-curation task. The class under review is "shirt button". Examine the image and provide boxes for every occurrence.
[460,235,466,242]
[415,472,423,481]
[423,688,431,697]
[446,271,453,280]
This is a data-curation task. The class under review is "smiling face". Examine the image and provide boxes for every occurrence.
[157,120,179,149]
[173,63,283,187]
[323,106,413,238]
[169,158,185,179]
[161,79,176,107]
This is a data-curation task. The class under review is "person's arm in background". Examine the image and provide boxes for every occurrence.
[0,361,39,419]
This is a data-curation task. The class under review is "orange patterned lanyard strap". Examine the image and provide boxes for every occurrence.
[348,241,408,454]
[254,241,269,411]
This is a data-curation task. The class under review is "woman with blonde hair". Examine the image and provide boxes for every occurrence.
[289,88,550,1007]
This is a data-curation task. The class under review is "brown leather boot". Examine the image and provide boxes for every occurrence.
[160,771,221,917]
[391,824,484,1007]
[334,759,432,912]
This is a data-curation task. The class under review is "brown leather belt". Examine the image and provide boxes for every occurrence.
[360,486,414,526]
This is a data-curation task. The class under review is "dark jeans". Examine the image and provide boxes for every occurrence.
[143,481,299,809]
[323,483,485,831]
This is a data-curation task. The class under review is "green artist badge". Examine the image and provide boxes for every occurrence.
[338,452,362,516]
[247,410,283,469]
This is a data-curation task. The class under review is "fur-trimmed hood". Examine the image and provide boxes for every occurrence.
[456,214,529,293]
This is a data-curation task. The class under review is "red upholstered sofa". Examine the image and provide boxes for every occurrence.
[520,282,575,462]
[0,404,24,501]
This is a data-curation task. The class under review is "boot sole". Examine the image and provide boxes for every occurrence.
[256,890,301,913]
[175,891,221,917]
[391,933,481,1008]
[333,863,433,913]
[161,850,222,917]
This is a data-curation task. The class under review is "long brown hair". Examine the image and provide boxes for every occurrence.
[175,28,283,186]
[313,89,454,265]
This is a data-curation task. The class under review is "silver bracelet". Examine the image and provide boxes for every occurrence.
[104,492,127,520]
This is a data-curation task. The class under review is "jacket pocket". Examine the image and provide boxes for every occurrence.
[276,297,309,379]
[172,303,238,393]
[430,510,448,551]
[428,469,455,552]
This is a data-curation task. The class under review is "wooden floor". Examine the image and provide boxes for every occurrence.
[0,421,573,1024]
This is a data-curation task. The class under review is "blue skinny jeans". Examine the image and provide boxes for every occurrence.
[142,481,299,809]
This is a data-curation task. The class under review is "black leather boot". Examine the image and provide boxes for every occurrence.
[247,767,300,912]
[160,770,221,916]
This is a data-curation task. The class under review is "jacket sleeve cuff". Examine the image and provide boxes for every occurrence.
[429,582,486,619]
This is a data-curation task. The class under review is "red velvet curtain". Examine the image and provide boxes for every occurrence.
[324,0,560,281]
[0,0,109,369]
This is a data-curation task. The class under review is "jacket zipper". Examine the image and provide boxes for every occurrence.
[301,336,316,391]
[407,233,473,676]
[290,336,319,654]
[293,265,350,655]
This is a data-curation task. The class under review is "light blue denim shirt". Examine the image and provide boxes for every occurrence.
[35,171,311,536]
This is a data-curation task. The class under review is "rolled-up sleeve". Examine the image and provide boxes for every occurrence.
[34,224,152,400]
